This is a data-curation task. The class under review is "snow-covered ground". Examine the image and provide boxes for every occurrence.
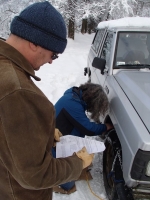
[33,33,108,200]
[34,33,92,104]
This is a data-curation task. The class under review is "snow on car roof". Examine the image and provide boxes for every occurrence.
[97,17,150,29]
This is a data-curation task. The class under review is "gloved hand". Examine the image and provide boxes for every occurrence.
[76,147,94,169]
[53,128,63,147]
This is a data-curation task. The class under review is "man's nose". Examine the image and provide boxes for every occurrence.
[49,60,53,64]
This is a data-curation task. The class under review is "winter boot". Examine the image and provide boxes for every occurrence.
[53,185,76,195]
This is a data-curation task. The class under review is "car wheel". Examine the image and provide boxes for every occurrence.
[103,130,134,200]
[103,135,118,200]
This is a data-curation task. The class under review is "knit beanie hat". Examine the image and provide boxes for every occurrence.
[10,2,67,53]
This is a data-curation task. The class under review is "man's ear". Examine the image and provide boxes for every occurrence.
[29,42,38,52]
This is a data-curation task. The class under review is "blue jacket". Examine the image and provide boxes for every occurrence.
[55,87,107,137]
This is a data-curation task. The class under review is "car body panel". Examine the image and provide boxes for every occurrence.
[106,74,150,187]
[114,70,150,132]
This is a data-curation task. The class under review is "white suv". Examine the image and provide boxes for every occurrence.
[85,17,150,200]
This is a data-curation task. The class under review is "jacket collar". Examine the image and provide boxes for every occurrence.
[72,87,87,110]
[0,39,40,81]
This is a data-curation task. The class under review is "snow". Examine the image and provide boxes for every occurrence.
[98,17,150,29]
[33,33,108,200]
[34,33,92,104]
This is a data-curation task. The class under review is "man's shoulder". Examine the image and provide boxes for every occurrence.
[0,58,39,100]
[0,57,24,86]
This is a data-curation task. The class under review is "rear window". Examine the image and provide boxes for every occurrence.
[92,29,104,53]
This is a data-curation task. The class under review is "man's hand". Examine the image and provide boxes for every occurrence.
[53,128,63,147]
[105,123,114,131]
[76,147,94,169]
[101,123,114,138]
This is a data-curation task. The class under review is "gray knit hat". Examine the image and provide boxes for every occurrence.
[10,2,67,53]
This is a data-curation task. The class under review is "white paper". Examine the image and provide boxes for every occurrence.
[56,135,105,158]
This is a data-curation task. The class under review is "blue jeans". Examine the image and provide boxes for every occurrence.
[52,147,75,190]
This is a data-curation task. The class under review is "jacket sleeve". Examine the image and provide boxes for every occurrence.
[0,90,82,189]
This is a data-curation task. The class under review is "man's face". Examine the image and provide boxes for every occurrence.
[33,46,58,70]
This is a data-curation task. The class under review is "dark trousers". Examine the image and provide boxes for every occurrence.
[52,147,75,190]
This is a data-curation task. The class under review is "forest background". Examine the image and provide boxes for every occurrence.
[1,0,150,40]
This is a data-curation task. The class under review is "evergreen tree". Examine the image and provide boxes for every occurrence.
[1,0,150,40]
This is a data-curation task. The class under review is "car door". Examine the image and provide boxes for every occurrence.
[88,29,105,82]
[91,31,114,87]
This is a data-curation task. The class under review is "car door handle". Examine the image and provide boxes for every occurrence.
[105,86,109,94]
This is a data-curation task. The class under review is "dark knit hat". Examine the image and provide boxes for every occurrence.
[10,2,67,53]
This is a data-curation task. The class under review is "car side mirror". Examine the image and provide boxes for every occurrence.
[92,57,106,75]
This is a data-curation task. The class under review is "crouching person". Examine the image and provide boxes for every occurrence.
[53,83,113,194]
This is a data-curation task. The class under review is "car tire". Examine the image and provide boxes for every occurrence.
[103,130,133,200]
[103,133,118,200]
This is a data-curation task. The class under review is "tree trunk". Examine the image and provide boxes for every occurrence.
[68,19,75,39]
[81,18,87,34]
[68,0,75,40]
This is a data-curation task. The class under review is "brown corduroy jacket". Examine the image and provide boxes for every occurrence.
[0,40,82,200]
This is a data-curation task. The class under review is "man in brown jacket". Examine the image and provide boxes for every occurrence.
[0,2,93,200]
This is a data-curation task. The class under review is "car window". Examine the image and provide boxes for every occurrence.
[115,32,150,67]
[100,32,113,67]
[92,29,105,53]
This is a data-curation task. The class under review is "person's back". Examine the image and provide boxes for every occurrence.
[55,86,107,137]
[55,83,112,138]
[55,87,89,137]
[0,36,55,200]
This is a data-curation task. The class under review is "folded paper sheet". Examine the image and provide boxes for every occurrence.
[56,135,105,158]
